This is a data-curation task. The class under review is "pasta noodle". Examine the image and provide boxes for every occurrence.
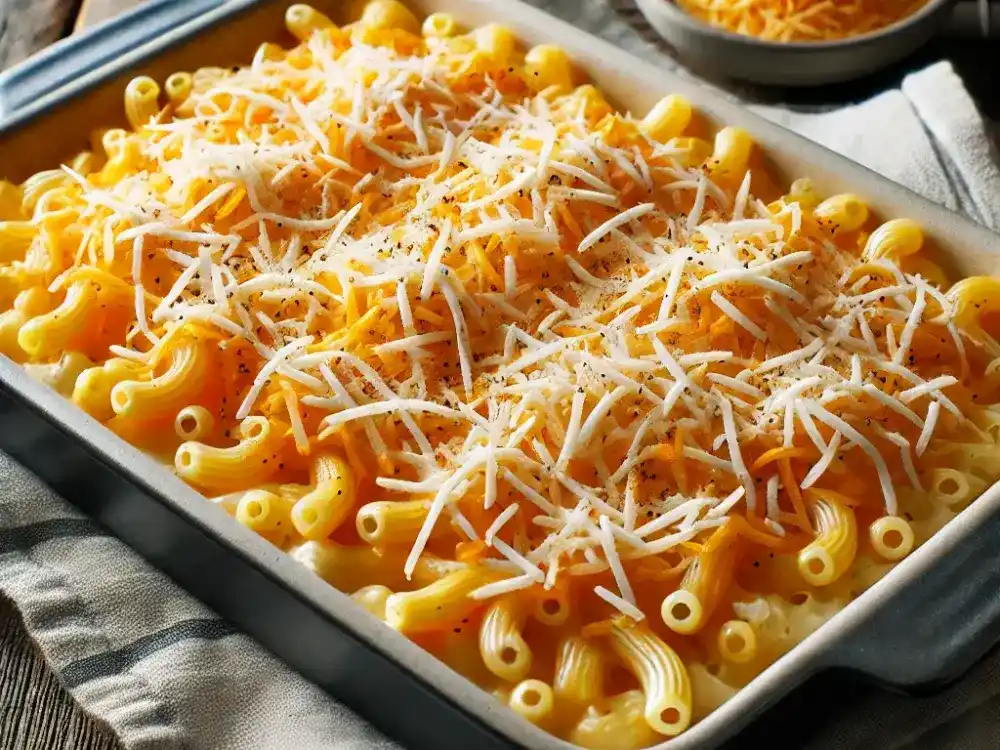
[360,0,420,32]
[22,351,92,396]
[351,584,394,620]
[285,4,335,40]
[532,585,570,627]
[662,521,741,634]
[164,72,193,104]
[17,282,98,358]
[570,690,660,750]
[554,635,605,705]
[797,491,857,586]
[123,77,161,130]
[688,664,737,721]
[869,516,915,561]
[356,498,432,546]
[813,193,869,234]
[508,679,555,725]
[236,488,293,534]
[422,12,459,38]
[608,619,692,736]
[293,540,413,593]
[290,452,355,540]
[479,596,532,681]
[385,568,502,634]
[640,95,692,143]
[4,3,1000,746]
[524,44,574,93]
[717,619,757,664]
[175,416,283,491]
[174,404,215,441]
[111,336,207,420]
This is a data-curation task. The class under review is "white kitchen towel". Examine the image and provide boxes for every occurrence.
[1,1,999,750]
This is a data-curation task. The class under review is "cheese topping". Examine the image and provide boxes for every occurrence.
[677,0,931,42]
[18,19,995,630]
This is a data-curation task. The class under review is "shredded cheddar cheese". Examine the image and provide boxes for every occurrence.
[677,0,931,41]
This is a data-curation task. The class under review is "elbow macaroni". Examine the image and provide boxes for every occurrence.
[0,310,26,362]
[640,95,692,143]
[554,635,604,705]
[863,218,924,261]
[356,498,431,546]
[798,492,858,586]
[508,679,554,725]
[174,404,215,441]
[524,45,574,93]
[111,336,208,420]
[124,77,161,130]
[570,690,660,750]
[717,620,757,664]
[422,12,458,37]
[351,584,394,620]
[0,221,36,262]
[21,170,68,212]
[706,127,752,181]
[23,351,92,397]
[813,193,869,234]
[532,585,570,627]
[385,568,500,634]
[361,0,420,33]
[785,178,820,210]
[285,4,335,40]
[609,619,692,737]
[291,452,355,540]
[479,596,532,682]
[869,516,915,561]
[474,24,516,62]
[662,522,740,635]
[17,282,97,359]
[236,488,293,534]
[948,276,1000,337]
[292,540,412,593]
[73,358,145,421]
[175,416,282,492]
[164,72,193,104]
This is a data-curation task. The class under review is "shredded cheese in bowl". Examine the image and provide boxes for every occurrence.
[674,0,932,41]
[3,2,1000,746]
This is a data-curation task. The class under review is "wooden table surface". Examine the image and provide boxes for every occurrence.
[0,2,998,749]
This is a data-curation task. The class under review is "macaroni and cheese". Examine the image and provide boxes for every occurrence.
[2,2,999,746]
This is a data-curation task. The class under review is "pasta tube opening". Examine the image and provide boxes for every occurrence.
[869,516,915,561]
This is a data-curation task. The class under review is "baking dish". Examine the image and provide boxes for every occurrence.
[2,1,1000,748]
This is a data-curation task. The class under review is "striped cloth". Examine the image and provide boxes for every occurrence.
[1,2,999,749]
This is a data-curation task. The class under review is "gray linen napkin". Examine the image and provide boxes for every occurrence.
[2,1,999,749]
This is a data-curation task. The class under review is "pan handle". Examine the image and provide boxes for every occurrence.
[819,491,1000,692]
[0,0,235,122]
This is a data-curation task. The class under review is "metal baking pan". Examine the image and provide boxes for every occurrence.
[2,1,1000,748]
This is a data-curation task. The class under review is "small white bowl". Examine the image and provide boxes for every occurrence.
[634,0,958,86]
